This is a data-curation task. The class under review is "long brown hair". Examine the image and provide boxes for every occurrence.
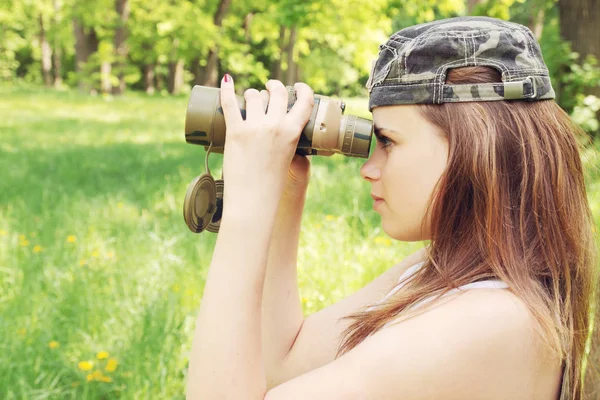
[336,66,598,399]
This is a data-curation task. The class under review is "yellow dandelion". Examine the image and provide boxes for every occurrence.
[314,223,322,229]
[67,235,77,243]
[117,202,124,209]
[78,361,94,371]
[98,375,112,383]
[17,328,26,336]
[0,229,7,236]
[325,215,336,221]
[33,245,43,253]
[301,297,308,304]
[79,259,88,266]
[86,373,94,382]
[105,358,118,372]
[20,240,30,246]
[91,370,103,380]
[374,237,392,246]
[48,340,60,349]
[91,250,99,258]
[96,351,109,360]
[18,234,26,241]
[171,284,180,293]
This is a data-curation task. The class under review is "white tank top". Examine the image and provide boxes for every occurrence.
[366,261,510,328]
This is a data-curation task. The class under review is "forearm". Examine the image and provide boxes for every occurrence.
[186,209,277,400]
[262,188,307,388]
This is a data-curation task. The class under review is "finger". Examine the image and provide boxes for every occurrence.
[286,82,315,128]
[244,88,263,122]
[259,89,270,113]
[220,74,243,127]
[265,79,288,117]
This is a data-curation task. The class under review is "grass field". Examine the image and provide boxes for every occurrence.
[0,85,598,399]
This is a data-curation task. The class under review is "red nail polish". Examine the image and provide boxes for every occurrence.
[224,73,231,83]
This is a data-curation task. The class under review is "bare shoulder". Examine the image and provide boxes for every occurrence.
[357,289,561,399]
[266,288,563,400]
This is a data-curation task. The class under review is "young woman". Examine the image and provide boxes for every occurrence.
[185,16,598,400]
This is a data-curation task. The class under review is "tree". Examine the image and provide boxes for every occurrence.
[72,19,99,91]
[112,0,130,94]
[194,0,232,87]
[51,0,64,87]
[558,0,600,132]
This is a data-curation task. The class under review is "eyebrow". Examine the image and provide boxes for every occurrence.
[373,124,402,138]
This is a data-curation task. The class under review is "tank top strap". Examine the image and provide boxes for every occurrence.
[368,260,510,315]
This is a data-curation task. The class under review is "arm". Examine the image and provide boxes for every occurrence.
[185,76,315,399]
[186,211,274,400]
[262,182,308,390]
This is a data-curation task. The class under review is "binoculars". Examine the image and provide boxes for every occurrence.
[183,84,374,234]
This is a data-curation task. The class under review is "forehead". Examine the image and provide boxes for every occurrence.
[372,105,422,131]
[372,104,448,140]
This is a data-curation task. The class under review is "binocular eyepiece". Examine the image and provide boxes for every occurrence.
[183,84,374,234]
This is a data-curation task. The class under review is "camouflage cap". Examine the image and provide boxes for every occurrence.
[366,16,555,111]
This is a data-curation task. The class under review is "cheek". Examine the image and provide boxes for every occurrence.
[382,141,447,238]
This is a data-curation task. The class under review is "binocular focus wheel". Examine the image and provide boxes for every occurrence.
[183,173,217,233]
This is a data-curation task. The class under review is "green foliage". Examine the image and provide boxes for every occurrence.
[1,0,599,136]
[471,0,527,20]
[572,95,600,135]
[559,54,600,112]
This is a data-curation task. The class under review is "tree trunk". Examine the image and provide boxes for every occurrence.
[143,64,155,94]
[167,59,184,94]
[467,0,483,14]
[112,0,130,94]
[201,0,231,87]
[191,57,203,85]
[39,14,53,87]
[271,25,286,81]
[52,47,62,87]
[73,19,99,91]
[156,71,163,92]
[243,12,254,41]
[100,61,112,93]
[528,6,545,40]
[558,0,600,112]
[52,0,62,87]
[285,24,297,86]
[203,48,219,87]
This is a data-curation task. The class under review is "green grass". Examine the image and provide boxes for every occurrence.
[0,85,424,399]
[0,85,598,399]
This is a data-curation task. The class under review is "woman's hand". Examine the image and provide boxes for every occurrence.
[256,89,312,196]
[219,75,314,215]
[285,153,311,195]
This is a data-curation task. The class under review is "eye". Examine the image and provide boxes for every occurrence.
[375,133,393,149]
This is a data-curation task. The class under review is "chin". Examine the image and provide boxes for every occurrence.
[382,221,425,242]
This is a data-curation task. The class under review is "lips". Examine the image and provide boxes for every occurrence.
[371,194,384,201]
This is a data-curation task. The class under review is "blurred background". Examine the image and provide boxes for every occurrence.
[0,0,598,399]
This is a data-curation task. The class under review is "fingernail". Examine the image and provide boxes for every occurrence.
[223,73,231,83]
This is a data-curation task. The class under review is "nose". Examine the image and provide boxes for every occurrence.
[360,155,381,181]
